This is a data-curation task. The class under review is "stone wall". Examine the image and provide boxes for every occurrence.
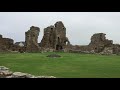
[40,21,70,52]
[10,45,26,53]
[40,25,56,50]
[25,26,40,52]
[1,22,120,54]
[0,34,14,51]
[67,33,116,54]
[88,33,113,53]
[112,44,120,54]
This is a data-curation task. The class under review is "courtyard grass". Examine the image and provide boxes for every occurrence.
[0,52,120,78]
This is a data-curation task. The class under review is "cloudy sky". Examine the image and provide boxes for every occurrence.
[0,12,120,45]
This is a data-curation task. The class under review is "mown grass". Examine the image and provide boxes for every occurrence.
[0,52,120,78]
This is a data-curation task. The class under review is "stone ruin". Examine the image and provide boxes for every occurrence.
[68,33,120,55]
[0,34,14,51]
[1,21,120,55]
[0,21,70,53]
[0,34,26,53]
[11,44,26,53]
[112,44,120,54]
[25,26,40,52]
[88,33,120,55]
[0,26,41,53]
[40,21,70,52]
[88,33,113,53]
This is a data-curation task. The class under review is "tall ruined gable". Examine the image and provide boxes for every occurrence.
[25,26,40,52]
[40,21,70,51]
[54,21,67,50]
[40,25,56,49]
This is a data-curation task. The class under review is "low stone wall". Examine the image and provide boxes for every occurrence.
[0,66,56,78]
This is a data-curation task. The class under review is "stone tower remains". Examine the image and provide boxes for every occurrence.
[25,26,40,52]
[40,21,70,51]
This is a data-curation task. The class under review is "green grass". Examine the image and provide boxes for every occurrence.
[0,52,120,78]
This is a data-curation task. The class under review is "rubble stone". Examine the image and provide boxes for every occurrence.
[0,66,56,78]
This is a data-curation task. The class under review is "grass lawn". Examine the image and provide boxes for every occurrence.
[0,52,120,78]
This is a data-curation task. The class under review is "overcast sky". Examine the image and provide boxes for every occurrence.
[0,12,120,45]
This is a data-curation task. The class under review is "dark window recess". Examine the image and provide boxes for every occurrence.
[33,34,35,37]
[56,44,63,50]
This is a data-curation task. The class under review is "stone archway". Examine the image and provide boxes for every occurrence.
[56,44,63,50]
[56,37,63,51]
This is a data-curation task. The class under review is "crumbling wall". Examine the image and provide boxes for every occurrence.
[25,26,40,52]
[112,44,120,54]
[67,33,115,54]
[40,21,70,52]
[0,34,14,51]
[11,45,26,53]
[55,21,69,51]
[67,45,91,53]
[0,34,26,52]
[40,25,56,50]
[88,33,113,53]
[99,47,113,55]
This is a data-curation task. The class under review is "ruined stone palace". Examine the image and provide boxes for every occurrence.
[0,21,120,54]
